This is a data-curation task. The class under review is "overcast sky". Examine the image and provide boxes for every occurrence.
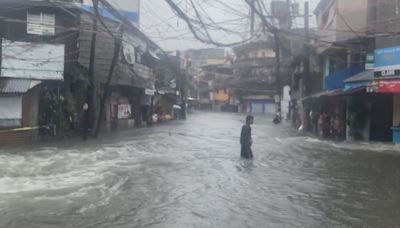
[140,0,319,51]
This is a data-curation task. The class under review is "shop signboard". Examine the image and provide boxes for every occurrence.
[374,46,400,77]
[367,79,400,93]
[378,80,400,93]
[145,89,155,96]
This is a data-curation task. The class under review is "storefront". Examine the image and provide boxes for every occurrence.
[367,46,400,143]
[109,93,134,130]
[0,40,64,145]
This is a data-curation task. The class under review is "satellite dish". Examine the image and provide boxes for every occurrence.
[122,42,136,64]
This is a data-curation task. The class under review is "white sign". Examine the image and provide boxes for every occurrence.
[1,39,65,80]
[381,70,396,77]
[122,42,136,64]
[118,104,131,119]
[145,89,155,96]
[27,12,55,36]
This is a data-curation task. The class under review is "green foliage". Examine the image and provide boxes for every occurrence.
[40,92,77,136]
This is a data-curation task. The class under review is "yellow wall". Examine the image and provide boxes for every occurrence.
[207,59,226,65]
[212,89,229,102]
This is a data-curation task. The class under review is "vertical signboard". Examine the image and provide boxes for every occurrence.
[82,0,140,25]
[365,53,374,70]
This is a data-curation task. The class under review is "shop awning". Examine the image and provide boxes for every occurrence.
[344,70,374,91]
[0,78,41,94]
[344,70,374,83]
[302,89,343,100]
[342,86,366,95]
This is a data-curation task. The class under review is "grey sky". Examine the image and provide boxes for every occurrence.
[140,0,319,51]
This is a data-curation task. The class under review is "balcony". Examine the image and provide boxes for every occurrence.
[325,65,364,91]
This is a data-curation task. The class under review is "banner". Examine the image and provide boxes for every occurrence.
[82,0,140,24]
[368,80,400,93]
[378,80,400,93]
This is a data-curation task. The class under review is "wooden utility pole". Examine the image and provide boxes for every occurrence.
[176,51,186,120]
[87,0,98,136]
[94,24,123,138]
[250,0,255,36]
[300,1,310,130]
[303,1,310,96]
[274,30,282,114]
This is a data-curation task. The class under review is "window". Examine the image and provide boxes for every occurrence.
[27,12,55,35]
[0,96,22,127]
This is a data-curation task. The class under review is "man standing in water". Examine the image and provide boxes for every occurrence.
[240,115,254,159]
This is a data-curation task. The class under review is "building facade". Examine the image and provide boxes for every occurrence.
[0,0,161,145]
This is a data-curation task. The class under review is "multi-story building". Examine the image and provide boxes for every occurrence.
[0,0,161,145]
[298,0,399,142]
[0,0,81,144]
[232,40,279,114]
[184,48,228,110]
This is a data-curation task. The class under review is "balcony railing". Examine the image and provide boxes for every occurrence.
[325,65,364,91]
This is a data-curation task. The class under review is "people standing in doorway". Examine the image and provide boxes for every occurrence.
[240,115,254,159]
[318,113,325,138]
[333,114,343,139]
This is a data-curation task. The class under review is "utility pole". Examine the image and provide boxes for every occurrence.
[176,51,186,120]
[274,30,282,115]
[303,1,310,96]
[87,0,98,137]
[250,0,255,36]
[94,24,123,138]
[301,1,310,130]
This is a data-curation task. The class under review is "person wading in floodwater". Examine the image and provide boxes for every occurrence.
[240,115,254,159]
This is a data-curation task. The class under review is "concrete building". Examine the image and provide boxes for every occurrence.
[0,0,80,145]
[0,0,161,145]
[296,0,398,142]
[232,40,278,114]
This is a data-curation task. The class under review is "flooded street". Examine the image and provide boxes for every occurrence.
[1,112,400,227]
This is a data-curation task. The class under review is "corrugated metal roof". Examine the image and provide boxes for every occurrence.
[0,78,40,94]
[344,70,374,83]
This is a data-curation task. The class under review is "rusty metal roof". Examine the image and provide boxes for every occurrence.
[0,78,41,94]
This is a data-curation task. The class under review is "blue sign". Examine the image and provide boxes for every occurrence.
[82,0,140,24]
[374,46,400,77]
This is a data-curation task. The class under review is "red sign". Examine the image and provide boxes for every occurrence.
[378,80,400,93]
[367,80,400,93]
